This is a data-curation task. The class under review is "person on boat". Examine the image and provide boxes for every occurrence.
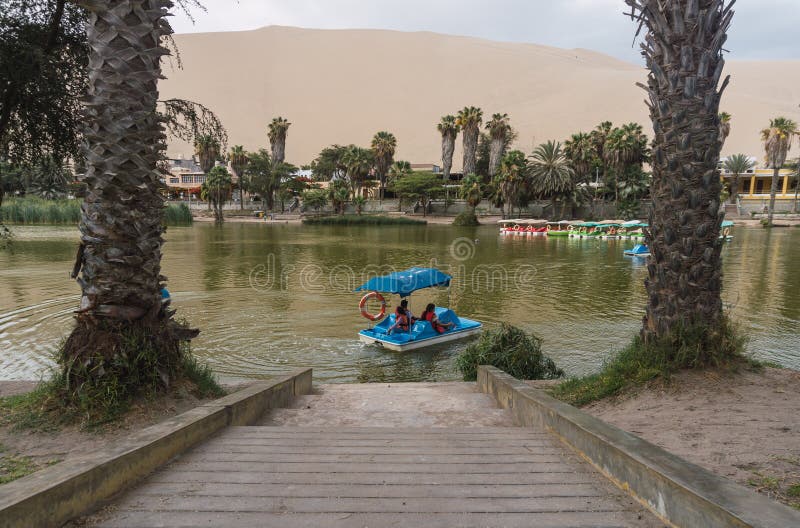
[421,303,454,334]
[398,299,417,323]
[387,306,411,335]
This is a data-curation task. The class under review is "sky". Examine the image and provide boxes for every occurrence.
[170,0,800,64]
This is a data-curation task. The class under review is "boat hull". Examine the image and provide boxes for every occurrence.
[359,324,482,352]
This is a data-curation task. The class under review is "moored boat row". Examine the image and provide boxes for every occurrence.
[499,219,647,240]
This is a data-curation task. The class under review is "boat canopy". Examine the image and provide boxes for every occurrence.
[355,267,451,297]
[721,220,734,227]
[574,222,599,227]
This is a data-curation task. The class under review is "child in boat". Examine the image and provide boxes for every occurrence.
[387,306,410,335]
[421,303,454,334]
[399,299,417,323]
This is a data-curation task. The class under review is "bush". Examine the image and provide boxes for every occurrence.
[452,211,480,226]
[303,214,425,225]
[456,323,564,381]
[164,203,193,225]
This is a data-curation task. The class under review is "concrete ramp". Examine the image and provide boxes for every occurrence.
[86,382,659,527]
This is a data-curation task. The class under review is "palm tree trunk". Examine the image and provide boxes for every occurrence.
[65,0,196,388]
[442,136,455,180]
[488,138,503,177]
[271,140,285,164]
[767,167,781,226]
[463,128,478,177]
[629,0,729,347]
[731,174,739,205]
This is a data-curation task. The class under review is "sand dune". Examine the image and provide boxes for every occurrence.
[161,26,800,168]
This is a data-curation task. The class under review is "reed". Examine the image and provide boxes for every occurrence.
[303,214,425,225]
[0,198,193,226]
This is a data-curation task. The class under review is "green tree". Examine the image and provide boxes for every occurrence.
[486,113,512,178]
[603,123,649,204]
[351,195,367,215]
[328,179,350,215]
[459,173,483,211]
[195,134,220,210]
[245,149,281,210]
[63,0,203,403]
[27,156,71,199]
[0,0,87,165]
[310,144,347,181]
[456,106,483,179]
[228,145,248,210]
[267,116,290,163]
[437,115,460,181]
[205,165,231,222]
[371,131,396,201]
[723,154,755,205]
[342,145,374,197]
[719,112,732,149]
[761,117,797,227]
[529,141,574,219]
[625,0,732,351]
[302,188,328,213]
[392,172,442,217]
[495,150,528,218]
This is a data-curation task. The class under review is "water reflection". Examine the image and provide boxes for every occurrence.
[0,223,798,382]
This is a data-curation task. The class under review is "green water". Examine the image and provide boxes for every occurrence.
[1,223,798,382]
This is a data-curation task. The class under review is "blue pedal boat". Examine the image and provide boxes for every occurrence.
[355,267,483,352]
[623,244,651,257]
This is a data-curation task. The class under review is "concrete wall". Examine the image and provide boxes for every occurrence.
[477,365,800,528]
[0,368,313,528]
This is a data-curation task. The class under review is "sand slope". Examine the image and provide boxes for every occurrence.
[161,26,800,167]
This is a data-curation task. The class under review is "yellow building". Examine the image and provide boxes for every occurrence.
[720,158,796,199]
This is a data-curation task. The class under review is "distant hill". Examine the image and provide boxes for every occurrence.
[162,26,800,168]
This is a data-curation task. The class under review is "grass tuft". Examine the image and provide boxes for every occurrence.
[550,317,747,407]
[0,197,192,226]
[303,214,426,225]
[456,323,564,381]
[164,203,193,225]
[0,444,39,485]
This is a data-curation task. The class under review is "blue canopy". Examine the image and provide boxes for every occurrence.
[355,267,451,297]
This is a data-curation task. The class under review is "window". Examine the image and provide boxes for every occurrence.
[194,175,205,184]
[181,175,192,184]
[169,177,179,184]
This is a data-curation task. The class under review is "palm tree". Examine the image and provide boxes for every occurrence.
[603,123,649,204]
[437,115,460,181]
[206,166,231,222]
[723,154,755,205]
[195,135,220,210]
[342,145,374,198]
[229,145,248,210]
[761,117,798,227]
[719,112,732,149]
[564,132,596,183]
[486,113,511,178]
[529,141,573,220]
[459,173,483,211]
[624,0,732,350]
[63,0,198,395]
[456,106,483,179]
[495,150,528,218]
[268,116,291,163]
[590,121,613,166]
[371,131,396,202]
[389,160,413,211]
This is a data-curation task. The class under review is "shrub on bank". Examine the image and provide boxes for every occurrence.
[164,203,193,225]
[302,214,426,225]
[456,323,564,381]
[452,211,480,226]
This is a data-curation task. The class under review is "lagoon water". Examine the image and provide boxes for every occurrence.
[1,223,798,382]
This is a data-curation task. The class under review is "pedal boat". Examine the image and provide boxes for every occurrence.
[355,267,482,352]
[623,244,651,257]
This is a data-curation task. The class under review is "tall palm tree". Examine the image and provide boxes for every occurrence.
[723,154,755,205]
[64,0,197,393]
[624,0,732,350]
[456,106,483,179]
[486,113,511,178]
[761,117,798,227]
[590,121,614,166]
[719,112,732,149]
[206,166,231,222]
[371,131,396,202]
[529,141,573,220]
[268,116,291,163]
[195,135,220,210]
[437,115,460,181]
[389,160,412,211]
[229,145,248,210]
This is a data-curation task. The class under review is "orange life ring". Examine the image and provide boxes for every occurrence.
[359,291,386,321]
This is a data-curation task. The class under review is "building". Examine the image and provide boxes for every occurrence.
[410,163,441,174]
[719,156,796,199]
